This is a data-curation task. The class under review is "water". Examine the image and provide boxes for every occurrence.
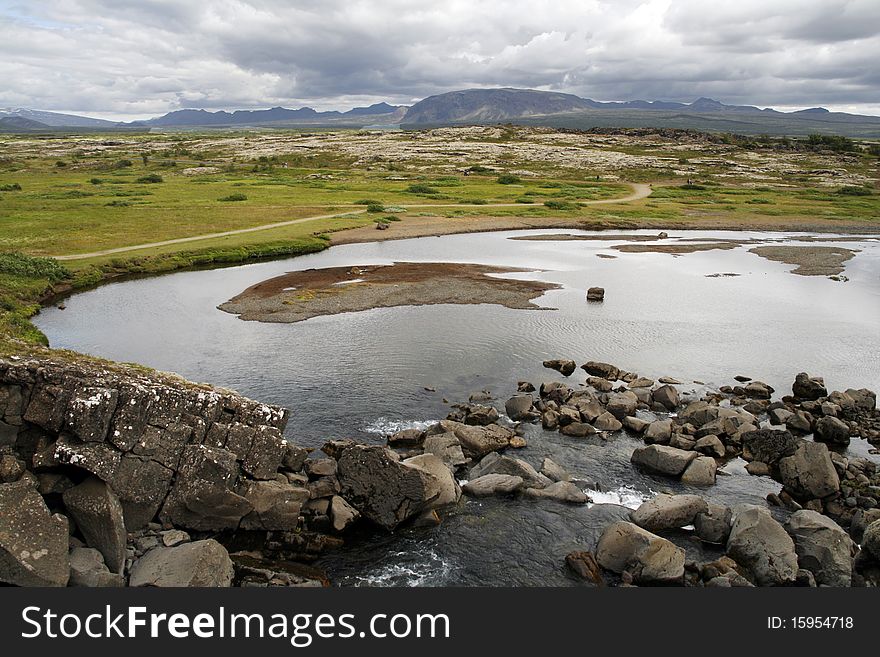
[34,229,880,585]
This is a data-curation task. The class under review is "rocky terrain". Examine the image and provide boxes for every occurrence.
[1,353,878,588]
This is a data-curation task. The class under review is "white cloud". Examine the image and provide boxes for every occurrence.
[0,0,878,120]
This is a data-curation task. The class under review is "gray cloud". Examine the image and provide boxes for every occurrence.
[1,0,878,119]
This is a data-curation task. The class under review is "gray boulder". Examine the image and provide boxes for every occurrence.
[792,373,827,401]
[505,395,535,421]
[596,521,685,584]
[861,520,880,561]
[593,412,623,432]
[540,457,571,482]
[644,419,672,444]
[741,429,801,466]
[469,452,549,489]
[813,416,850,446]
[543,359,577,377]
[652,384,680,411]
[68,547,124,587]
[681,456,717,486]
[694,504,732,544]
[238,480,309,531]
[786,510,854,587]
[403,453,462,508]
[429,420,513,458]
[337,445,442,530]
[0,480,69,586]
[726,506,798,586]
[62,476,127,574]
[330,495,360,532]
[462,474,523,497]
[581,361,620,381]
[422,433,468,468]
[606,391,638,419]
[631,444,697,476]
[778,441,840,500]
[631,494,708,531]
[694,434,725,458]
[523,481,588,504]
[129,539,234,587]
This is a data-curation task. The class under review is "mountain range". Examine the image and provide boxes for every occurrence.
[2,89,880,137]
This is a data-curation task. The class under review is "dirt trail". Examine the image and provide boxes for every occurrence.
[51,183,652,261]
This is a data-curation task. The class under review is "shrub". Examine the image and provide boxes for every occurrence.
[466,165,491,173]
[680,183,706,190]
[470,198,489,205]
[354,198,381,205]
[136,173,163,184]
[496,174,521,185]
[0,183,21,191]
[807,134,857,153]
[89,178,103,185]
[105,200,131,207]
[115,159,133,168]
[382,215,401,222]
[55,160,67,167]
[404,184,438,194]
[837,185,872,196]
[543,200,577,210]
[0,252,69,282]
[365,202,385,213]
[219,193,248,202]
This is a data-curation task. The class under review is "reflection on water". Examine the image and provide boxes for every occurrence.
[35,229,880,585]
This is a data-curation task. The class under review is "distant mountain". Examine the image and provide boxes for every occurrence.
[400,88,880,137]
[0,115,50,131]
[0,108,118,128]
[142,102,405,127]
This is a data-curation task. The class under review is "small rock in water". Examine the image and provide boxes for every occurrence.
[586,286,605,302]
[734,375,752,383]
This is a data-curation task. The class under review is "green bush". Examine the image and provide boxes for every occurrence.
[354,198,381,205]
[219,193,248,202]
[365,202,385,213]
[55,160,67,168]
[496,174,521,185]
[837,186,872,196]
[543,200,577,210]
[136,173,163,184]
[106,200,131,207]
[89,178,103,185]
[0,252,69,282]
[466,165,491,173]
[0,183,21,191]
[115,159,133,168]
[404,184,438,194]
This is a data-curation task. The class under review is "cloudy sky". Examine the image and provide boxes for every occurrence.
[1,0,878,120]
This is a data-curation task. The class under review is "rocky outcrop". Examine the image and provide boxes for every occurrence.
[62,476,127,574]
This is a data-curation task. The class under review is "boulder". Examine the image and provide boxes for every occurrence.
[726,506,798,586]
[422,433,468,468]
[560,421,597,437]
[129,539,234,587]
[68,547,124,587]
[595,521,685,584]
[628,377,654,389]
[592,412,623,432]
[238,480,309,531]
[786,510,854,587]
[694,434,725,458]
[469,452,549,489]
[108,456,175,530]
[461,404,500,426]
[403,453,462,507]
[606,391,638,419]
[778,442,840,500]
[586,377,613,392]
[679,400,719,427]
[505,395,535,421]
[431,420,513,459]
[792,373,827,401]
[623,416,651,433]
[581,361,620,381]
[631,494,709,532]
[644,419,672,444]
[62,476,127,574]
[523,481,588,504]
[387,429,424,447]
[304,458,337,477]
[741,429,801,466]
[845,388,876,412]
[540,457,571,482]
[540,381,572,403]
[281,443,310,471]
[586,287,605,302]
[336,445,441,530]
[0,480,69,586]
[462,474,523,497]
[542,359,577,377]
[652,385,680,411]
[631,445,698,477]
[681,456,717,486]
[542,410,559,431]
[813,416,850,446]
[329,495,360,532]
[863,520,880,561]
[694,504,732,544]
[743,381,774,399]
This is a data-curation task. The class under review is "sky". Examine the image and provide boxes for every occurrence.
[1,0,879,121]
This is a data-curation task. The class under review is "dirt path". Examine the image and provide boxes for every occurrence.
[51,183,652,261]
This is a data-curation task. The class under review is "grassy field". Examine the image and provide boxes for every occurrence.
[0,126,878,349]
